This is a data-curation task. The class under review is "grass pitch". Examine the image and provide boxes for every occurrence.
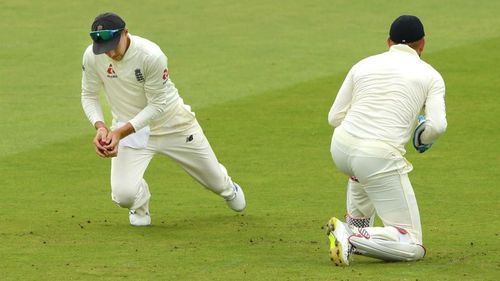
[0,1,499,280]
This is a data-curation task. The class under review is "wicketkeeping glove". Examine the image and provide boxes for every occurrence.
[412,115,433,153]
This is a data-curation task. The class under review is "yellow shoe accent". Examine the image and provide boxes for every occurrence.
[326,217,350,266]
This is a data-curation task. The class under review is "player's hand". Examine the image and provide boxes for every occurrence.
[94,127,111,157]
[101,130,121,158]
[412,115,433,153]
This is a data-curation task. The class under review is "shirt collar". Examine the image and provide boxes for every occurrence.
[389,44,419,58]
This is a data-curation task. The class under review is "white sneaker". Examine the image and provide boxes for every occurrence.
[327,217,353,266]
[129,209,151,226]
[225,183,246,212]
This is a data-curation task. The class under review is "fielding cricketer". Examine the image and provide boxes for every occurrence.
[81,12,246,226]
[326,15,447,265]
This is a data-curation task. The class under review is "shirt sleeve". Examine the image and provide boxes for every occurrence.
[81,48,105,127]
[128,54,170,131]
[328,68,354,128]
[421,72,447,144]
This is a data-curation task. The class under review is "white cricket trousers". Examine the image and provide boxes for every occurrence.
[110,123,234,210]
[330,126,422,244]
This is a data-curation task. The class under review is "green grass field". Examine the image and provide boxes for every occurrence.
[1,1,499,280]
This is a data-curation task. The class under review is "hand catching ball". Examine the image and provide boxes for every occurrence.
[98,139,113,151]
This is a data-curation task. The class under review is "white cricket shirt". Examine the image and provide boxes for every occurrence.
[81,34,195,135]
[328,44,447,154]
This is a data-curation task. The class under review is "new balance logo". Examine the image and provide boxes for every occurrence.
[135,69,145,83]
[359,228,370,239]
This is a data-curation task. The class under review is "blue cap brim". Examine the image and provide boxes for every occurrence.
[92,35,120,55]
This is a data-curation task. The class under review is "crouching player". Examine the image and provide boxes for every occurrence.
[326,15,447,265]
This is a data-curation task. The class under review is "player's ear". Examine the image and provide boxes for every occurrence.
[420,37,425,53]
[387,37,394,48]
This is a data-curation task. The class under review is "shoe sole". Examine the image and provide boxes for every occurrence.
[327,218,348,266]
[129,213,151,226]
[130,221,151,227]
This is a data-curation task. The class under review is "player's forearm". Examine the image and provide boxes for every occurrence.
[420,117,447,144]
[81,94,105,126]
[328,108,346,128]
[329,71,354,128]
[113,122,135,139]
[420,74,447,144]
[328,92,352,127]
[421,89,447,144]
[128,91,174,132]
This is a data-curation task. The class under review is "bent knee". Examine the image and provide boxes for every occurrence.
[111,182,139,208]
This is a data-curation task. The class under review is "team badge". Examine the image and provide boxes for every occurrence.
[135,68,145,82]
[107,64,117,78]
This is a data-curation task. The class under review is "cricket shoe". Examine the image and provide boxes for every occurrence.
[225,183,246,212]
[327,217,354,266]
[129,209,151,226]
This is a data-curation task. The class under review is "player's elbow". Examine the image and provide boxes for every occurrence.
[154,100,169,114]
[329,119,341,128]
[328,112,343,128]
[437,122,447,136]
[148,94,169,113]
[421,119,447,144]
[434,118,447,136]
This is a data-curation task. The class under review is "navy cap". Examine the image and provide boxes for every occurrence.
[91,12,126,54]
[389,15,425,44]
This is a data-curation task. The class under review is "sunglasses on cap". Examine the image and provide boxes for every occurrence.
[89,28,124,42]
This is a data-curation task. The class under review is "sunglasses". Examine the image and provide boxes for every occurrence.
[89,28,124,42]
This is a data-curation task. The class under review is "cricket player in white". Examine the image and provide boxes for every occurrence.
[326,15,447,265]
[81,12,246,226]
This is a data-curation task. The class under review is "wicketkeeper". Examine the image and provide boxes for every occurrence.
[326,15,447,265]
